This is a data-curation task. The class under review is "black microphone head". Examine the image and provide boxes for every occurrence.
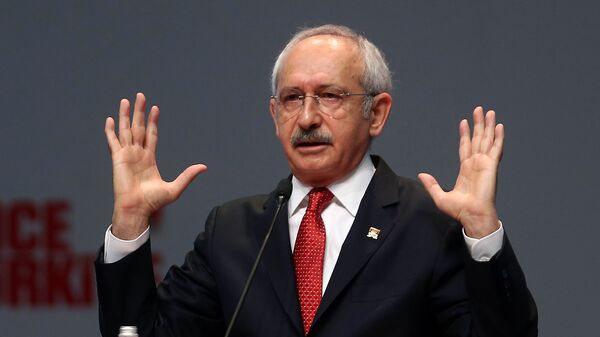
[275,178,292,202]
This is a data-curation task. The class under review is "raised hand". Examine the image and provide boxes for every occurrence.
[418,107,504,239]
[105,93,207,239]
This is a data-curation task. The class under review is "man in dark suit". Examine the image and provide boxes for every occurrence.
[95,25,537,337]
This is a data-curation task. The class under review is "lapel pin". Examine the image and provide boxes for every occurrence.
[366,227,381,240]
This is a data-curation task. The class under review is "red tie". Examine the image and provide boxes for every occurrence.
[293,188,334,335]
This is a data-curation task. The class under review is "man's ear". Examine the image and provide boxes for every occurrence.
[368,93,392,137]
[269,99,280,136]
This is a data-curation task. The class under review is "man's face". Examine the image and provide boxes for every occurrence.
[270,35,387,187]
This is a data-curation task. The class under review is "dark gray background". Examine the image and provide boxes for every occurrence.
[1,1,598,336]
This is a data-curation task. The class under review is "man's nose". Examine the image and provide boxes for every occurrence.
[297,96,323,129]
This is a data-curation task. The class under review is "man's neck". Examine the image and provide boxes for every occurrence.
[289,154,376,217]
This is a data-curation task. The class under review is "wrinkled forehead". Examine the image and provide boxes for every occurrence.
[277,35,364,91]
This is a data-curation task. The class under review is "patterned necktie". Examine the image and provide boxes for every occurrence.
[293,187,334,335]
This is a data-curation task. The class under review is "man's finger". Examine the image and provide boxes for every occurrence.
[132,93,147,146]
[471,106,484,154]
[458,119,471,162]
[167,164,208,200]
[144,105,160,153]
[417,173,446,206]
[480,110,496,153]
[118,98,132,145]
[105,117,121,153]
[490,123,504,161]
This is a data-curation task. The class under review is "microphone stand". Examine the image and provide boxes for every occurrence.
[223,193,287,337]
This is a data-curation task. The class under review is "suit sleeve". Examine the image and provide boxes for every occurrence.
[429,222,538,337]
[94,207,227,337]
[464,235,538,337]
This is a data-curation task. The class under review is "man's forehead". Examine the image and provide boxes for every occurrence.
[277,35,362,89]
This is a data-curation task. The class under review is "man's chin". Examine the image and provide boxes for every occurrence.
[289,163,338,187]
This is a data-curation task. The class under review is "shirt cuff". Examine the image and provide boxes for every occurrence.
[462,222,504,262]
[103,224,150,264]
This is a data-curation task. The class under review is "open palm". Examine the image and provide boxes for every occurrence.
[418,107,503,239]
[105,93,207,239]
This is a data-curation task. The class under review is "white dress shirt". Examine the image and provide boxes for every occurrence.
[104,154,504,285]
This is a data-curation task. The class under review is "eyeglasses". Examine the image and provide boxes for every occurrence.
[270,89,375,122]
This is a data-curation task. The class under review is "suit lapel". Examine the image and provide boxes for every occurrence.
[253,184,304,335]
[313,157,401,326]
[252,158,401,334]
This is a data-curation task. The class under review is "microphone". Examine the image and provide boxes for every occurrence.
[223,179,292,337]
[273,178,293,204]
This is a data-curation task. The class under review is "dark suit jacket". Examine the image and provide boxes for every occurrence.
[95,156,537,337]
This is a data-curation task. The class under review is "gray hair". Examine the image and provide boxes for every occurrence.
[271,24,392,117]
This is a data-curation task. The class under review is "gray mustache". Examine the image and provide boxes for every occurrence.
[291,129,333,147]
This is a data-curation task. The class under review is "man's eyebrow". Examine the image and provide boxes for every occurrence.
[315,84,341,91]
[278,86,302,93]
[278,84,345,92]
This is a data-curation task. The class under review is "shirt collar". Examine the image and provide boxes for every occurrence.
[289,154,376,217]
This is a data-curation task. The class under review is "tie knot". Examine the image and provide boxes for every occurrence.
[306,188,334,214]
